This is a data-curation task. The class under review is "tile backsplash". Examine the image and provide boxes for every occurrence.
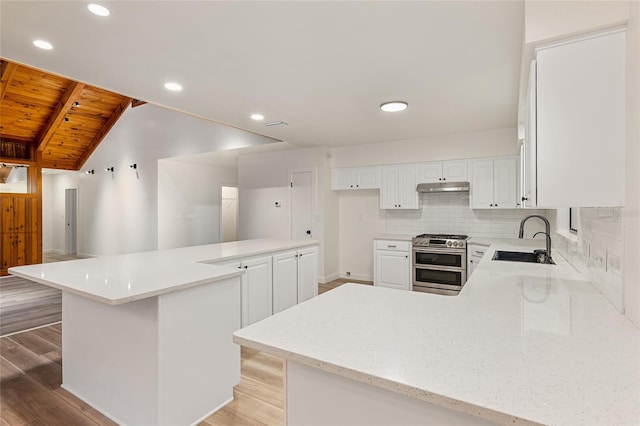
[554,207,623,312]
[385,193,555,239]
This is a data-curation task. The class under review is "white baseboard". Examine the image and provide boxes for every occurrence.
[319,272,340,284]
[341,273,373,282]
[43,249,65,254]
[77,252,98,258]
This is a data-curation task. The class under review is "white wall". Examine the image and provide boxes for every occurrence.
[332,128,520,281]
[624,1,640,327]
[43,103,274,257]
[525,1,630,44]
[330,128,518,167]
[157,160,237,250]
[238,146,336,282]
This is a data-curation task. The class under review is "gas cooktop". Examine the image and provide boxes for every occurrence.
[412,233,469,248]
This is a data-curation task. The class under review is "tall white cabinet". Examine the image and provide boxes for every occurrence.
[470,157,518,209]
[535,30,625,207]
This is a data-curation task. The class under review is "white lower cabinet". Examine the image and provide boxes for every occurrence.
[373,240,411,291]
[218,256,272,327]
[214,245,318,325]
[272,247,319,314]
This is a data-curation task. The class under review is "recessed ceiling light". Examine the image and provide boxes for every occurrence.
[33,39,53,50]
[251,113,264,121]
[380,101,408,112]
[164,82,183,92]
[87,3,110,16]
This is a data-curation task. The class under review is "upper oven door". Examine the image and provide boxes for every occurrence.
[413,247,465,269]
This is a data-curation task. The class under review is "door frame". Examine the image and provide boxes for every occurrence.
[64,187,78,255]
[219,184,239,243]
[289,168,316,239]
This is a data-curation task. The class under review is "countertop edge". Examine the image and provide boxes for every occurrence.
[198,240,319,264]
[232,334,542,426]
[9,268,245,305]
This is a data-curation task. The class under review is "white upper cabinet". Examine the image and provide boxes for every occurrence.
[417,161,468,183]
[470,157,518,209]
[535,30,625,207]
[522,60,538,208]
[331,166,381,190]
[380,165,419,210]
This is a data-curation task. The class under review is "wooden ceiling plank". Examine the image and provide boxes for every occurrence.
[0,62,18,101]
[75,97,131,170]
[36,82,85,152]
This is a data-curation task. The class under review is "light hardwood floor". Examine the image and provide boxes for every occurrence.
[0,279,372,425]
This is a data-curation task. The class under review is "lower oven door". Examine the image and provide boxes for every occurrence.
[413,266,466,294]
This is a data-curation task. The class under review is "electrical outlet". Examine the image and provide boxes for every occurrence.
[346,272,351,277]
[606,251,621,276]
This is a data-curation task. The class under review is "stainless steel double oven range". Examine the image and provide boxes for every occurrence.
[411,234,469,295]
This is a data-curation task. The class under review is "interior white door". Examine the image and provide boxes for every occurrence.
[291,170,313,239]
[272,251,298,313]
[65,188,77,255]
[220,185,238,242]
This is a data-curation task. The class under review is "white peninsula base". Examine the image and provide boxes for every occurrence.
[62,276,241,426]
[286,361,495,426]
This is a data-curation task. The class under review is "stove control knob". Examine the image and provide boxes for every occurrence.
[447,241,452,247]
[452,241,458,247]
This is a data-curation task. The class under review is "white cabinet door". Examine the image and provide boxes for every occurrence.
[536,30,625,207]
[397,165,418,209]
[375,250,410,291]
[493,158,517,208]
[380,167,399,209]
[357,167,381,189]
[331,168,357,190]
[417,163,442,183]
[242,256,273,326]
[272,251,298,314]
[471,160,495,209]
[443,161,468,182]
[297,247,318,303]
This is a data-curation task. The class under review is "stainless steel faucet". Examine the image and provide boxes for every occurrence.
[519,215,553,263]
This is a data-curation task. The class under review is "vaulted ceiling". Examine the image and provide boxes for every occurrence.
[0,1,524,148]
[0,59,132,170]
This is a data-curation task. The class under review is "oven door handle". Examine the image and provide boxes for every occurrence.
[414,265,465,273]
[412,247,466,254]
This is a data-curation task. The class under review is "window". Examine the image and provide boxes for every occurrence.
[569,208,578,233]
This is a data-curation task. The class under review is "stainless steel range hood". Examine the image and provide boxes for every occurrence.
[416,181,470,193]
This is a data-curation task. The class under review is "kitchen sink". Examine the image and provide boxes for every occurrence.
[491,250,555,265]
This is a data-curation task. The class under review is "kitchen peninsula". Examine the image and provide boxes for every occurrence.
[234,240,640,425]
[9,238,318,426]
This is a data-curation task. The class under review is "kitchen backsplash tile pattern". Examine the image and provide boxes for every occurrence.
[554,207,624,312]
[385,193,555,239]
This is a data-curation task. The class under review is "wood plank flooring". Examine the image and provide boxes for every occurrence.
[0,279,372,426]
[0,276,62,337]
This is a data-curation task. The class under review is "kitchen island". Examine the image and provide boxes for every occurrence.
[9,238,318,426]
[234,240,640,425]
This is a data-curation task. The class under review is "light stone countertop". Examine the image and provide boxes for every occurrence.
[9,238,318,305]
[234,239,640,426]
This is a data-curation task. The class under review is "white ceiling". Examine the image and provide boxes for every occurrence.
[0,1,524,148]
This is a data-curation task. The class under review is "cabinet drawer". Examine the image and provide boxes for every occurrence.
[375,240,410,252]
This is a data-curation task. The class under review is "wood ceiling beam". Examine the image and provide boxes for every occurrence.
[0,61,18,102]
[74,97,131,170]
[37,82,85,152]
